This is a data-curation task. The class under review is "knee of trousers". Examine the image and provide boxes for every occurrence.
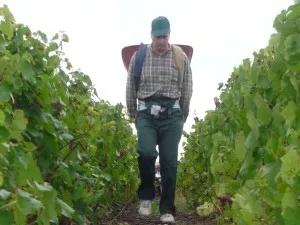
[137,148,158,159]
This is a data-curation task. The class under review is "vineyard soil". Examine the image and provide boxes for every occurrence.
[98,195,217,225]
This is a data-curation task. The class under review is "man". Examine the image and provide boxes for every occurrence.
[126,16,193,223]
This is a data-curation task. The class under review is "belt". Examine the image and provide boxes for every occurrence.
[138,99,180,111]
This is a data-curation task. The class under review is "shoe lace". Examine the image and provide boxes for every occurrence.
[162,213,173,218]
[142,200,151,208]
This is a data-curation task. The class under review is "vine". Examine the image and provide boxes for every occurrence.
[0,5,138,225]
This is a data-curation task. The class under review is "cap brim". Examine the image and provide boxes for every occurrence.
[152,29,170,37]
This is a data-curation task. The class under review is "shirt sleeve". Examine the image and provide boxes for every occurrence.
[180,57,193,122]
[126,53,137,119]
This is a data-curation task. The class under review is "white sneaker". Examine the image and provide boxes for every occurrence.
[138,200,151,216]
[160,213,175,223]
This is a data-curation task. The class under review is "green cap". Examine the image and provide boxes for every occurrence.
[151,16,170,37]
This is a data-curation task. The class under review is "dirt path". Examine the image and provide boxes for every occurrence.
[98,196,217,225]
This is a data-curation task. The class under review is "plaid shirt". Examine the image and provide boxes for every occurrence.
[126,44,193,121]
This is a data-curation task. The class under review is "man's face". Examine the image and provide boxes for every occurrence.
[151,35,170,53]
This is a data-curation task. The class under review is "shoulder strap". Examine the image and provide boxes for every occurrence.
[133,43,147,92]
[171,44,186,90]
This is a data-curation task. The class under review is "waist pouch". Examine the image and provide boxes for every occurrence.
[138,98,180,120]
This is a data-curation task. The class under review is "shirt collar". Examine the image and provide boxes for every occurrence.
[150,44,171,56]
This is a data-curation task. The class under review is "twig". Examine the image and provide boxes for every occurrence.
[27,220,37,225]
[108,202,129,225]
[0,200,16,210]
[45,140,78,182]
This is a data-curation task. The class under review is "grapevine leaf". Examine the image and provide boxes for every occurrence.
[254,93,272,125]
[57,198,74,218]
[0,126,9,143]
[245,131,257,150]
[235,131,246,162]
[0,110,5,125]
[291,176,300,190]
[13,204,26,225]
[61,133,73,141]
[35,182,54,192]
[280,149,300,185]
[46,42,58,53]
[282,190,297,211]
[83,75,92,86]
[20,59,35,81]
[0,34,8,51]
[16,152,43,185]
[0,83,12,102]
[281,101,297,126]
[0,170,3,186]
[261,161,281,187]
[16,189,43,215]
[0,21,13,40]
[62,33,69,42]
[36,183,58,224]
[284,34,300,72]
[1,5,15,22]
[10,110,28,131]
[0,202,13,225]
[283,207,300,225]
[0,189,10,199]
[246,111,259,139]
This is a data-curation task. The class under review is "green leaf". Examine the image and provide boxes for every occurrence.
[46,42,58,53]
[20,59,35,81]
[254,93,272,125]
[35,182,54,192]
[284,34,300,72]
[103,173,112,182]
[57,198,74,218]
[273,9,287,33]
[83,75,92,86]
[13,204,26,225]
[283,207,300,225]
[0,189,10,200]
[0,34,8,51]
[250,62,259,83]
[0,83,12,103]
[24,142,37,152]
[0,206,12,225]
[0,170,3,186]
[280,149,300,185]
[61,133,73,141]
[0,126,9,143]
[42,132,59,155]
[51,33,59,41]
[0,110,5,125]
[1,5,15,22]
[0,21,13,40]
[17,189,43,215]
[235,131,246,162]
[36,183,58,224]
[291,176,300,190]
[238,148,255,180]
[246,111,259,139]
[282,190,297,211]
[281,101,297,126]
[261,161,281,187]
[47,55,60,69]
[62,33,69,42]
[16,152,43,185]
[10,110,28,131]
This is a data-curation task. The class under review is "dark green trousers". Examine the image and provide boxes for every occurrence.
[135,98,183,215]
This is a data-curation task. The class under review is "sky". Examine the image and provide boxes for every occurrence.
[0,0,296,156]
